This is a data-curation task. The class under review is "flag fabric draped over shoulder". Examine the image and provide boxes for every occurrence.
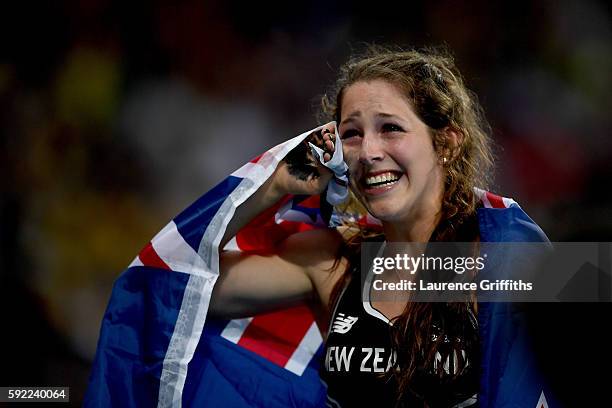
[85,126,332,408]
[474,189,555,408]
[86,127,555,407]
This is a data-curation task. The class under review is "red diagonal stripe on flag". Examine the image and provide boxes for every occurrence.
[138,242,171,270]
[237,221,317,251]
[486,191,506,208]
[250,153,264,163]
[237,305,315,367]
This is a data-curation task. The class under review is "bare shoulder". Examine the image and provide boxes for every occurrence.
[278,228,346,273]
[280,225,356,251]
[279,227,351,315]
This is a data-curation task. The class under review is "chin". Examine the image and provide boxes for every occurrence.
[358,190,411,221]
[363,201,407,223]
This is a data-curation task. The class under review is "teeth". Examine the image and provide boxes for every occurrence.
[365,172,400,186]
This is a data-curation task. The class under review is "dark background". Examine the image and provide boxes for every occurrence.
[1,0,611,405]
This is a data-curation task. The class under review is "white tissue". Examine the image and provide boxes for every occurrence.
[308,121,349,205]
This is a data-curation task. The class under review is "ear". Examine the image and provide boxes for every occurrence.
[443,127,464,160]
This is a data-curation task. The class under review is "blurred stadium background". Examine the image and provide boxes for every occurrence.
[1,0,611,405]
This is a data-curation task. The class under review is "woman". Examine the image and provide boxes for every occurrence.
[210,46,495,407]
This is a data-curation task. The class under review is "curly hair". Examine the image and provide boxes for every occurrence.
[320,45,494,233]
[321,45,494,405]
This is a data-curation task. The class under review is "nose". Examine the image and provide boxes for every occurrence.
[358,133,384,166]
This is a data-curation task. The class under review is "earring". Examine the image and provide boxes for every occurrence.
[443,157,448,164]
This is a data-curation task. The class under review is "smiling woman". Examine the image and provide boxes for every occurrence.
[322,47,494,239]
[84,44,553,407]
[313,46,495,407]
[338,79,448,232]
[204,46,489,407]
[206,46,545,407]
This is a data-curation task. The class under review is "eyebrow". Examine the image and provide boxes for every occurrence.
[340,111,403,125]
[377,112,401,120]
[340,111,361,126]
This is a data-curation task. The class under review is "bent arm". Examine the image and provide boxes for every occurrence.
[212,124,340,319]
[220,123,337,250]
[211,228,345,319]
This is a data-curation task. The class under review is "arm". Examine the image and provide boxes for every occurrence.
[211,123,342,319]
[211,228,345,319]
[219,122,338,250]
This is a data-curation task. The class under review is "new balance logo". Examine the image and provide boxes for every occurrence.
[331,313,358,334]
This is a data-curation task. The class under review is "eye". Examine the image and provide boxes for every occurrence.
[340,129,361,140]
[382,123,404,133]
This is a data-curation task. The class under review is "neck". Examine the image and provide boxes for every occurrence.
[382,196,442,243]
[383,215,439,243]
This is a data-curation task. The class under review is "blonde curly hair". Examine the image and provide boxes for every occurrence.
[320,45,494,238]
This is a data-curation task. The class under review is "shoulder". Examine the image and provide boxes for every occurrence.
[278,228,348,273]
[281,228,345,253]
[474,189,549,243]
[281,228,351,308]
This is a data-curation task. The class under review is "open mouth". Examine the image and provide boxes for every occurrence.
[362,171,403,191]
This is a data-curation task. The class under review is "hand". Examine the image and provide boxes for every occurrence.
[312,123,337,163]
[273,123,337,196]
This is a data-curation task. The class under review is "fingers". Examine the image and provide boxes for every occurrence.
[307,124,337,163]
[320,126,336,162]
[323,132,333,162]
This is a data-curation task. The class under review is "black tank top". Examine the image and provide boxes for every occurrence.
[321,257,479,407]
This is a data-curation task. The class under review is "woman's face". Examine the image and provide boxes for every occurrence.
[339,79,445,223]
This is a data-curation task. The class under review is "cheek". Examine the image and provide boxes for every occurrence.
[405,156,440,184]
[395,140,437,171]
[342,146,359,170]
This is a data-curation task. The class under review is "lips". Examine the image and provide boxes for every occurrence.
[360,170,404,195]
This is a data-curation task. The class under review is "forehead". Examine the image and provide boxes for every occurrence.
[340,79,413,120]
